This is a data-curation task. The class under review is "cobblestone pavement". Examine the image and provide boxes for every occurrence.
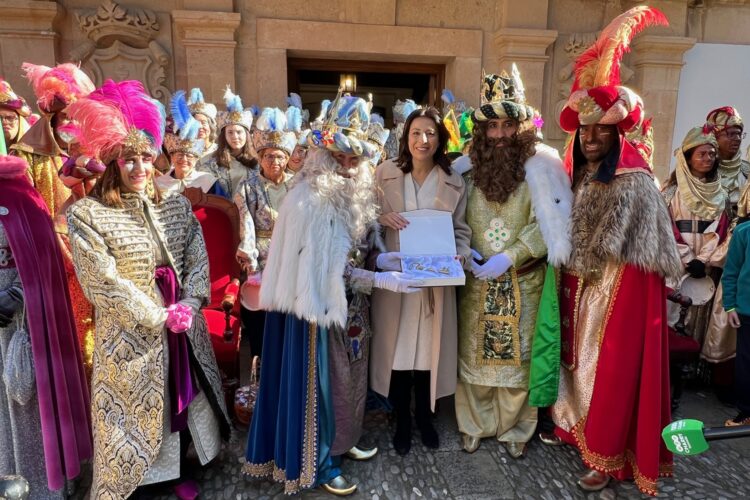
[134,385,748,500]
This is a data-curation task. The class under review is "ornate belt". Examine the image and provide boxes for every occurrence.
[0,247,15,269]
[675,220,712,234]
[256,230,273,239]
[517,257,545,276]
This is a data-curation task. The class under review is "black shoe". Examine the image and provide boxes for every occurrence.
[393,419,412,455]
[418,420,439,449]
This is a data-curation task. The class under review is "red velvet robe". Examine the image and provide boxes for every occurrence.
[553,139,675,496]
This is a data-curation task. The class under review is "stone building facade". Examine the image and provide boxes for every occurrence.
[2,0,750,178]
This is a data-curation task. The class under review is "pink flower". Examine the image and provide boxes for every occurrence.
[532,114,545,130]
[166,303,193,333]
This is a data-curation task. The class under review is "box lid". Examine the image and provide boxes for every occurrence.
[399,209,457,256]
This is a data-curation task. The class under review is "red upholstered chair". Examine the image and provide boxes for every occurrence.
[667,288,701,410]
[183,187,242,380]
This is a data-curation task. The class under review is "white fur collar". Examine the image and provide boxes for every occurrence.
[524,143,573,266]
[259,181,352,328]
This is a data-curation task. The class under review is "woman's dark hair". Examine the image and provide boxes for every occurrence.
[396,106,452,175]
[92,157,162,208]
[215,126,257,169]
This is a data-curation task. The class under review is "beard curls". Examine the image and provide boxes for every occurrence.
[469,121,538,204]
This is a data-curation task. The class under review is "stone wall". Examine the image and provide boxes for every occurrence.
[3,0,750,177]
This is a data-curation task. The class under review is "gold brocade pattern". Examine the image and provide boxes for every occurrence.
[300,322,319,490]
[67,193,227,499]
[571,416,673,496]
[560,273,583,370]
[551,262,622,433]
[16,151,69,218]
[476,271,522,366]
[458,177,546,388]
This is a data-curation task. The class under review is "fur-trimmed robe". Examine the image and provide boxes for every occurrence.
[568,170,682,281]
[452,143,573,264]
[260,180,354,328]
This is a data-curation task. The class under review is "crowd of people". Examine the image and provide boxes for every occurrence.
[0,5,748,500]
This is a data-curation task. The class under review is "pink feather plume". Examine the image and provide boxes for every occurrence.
[66,79,164,162]
[21,62,95,110]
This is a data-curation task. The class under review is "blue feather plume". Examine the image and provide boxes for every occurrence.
[287,93,303,109]
[316,100,331,122]
[250,105,260,117]
[441,88,455,104]
[223,86,243,113]
[286,106,302,133]
[188,88,204,106]
[170,90,193,132]
[180,118,201,140]
[353,98,370,128]
[256,107,287,132]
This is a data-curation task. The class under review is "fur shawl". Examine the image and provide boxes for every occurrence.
[452,143,573,265]
[569,170,683,281]
[259,179,353,329]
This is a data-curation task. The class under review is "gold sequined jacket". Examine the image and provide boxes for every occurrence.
[67,193,229,500]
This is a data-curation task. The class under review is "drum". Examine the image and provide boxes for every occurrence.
[678,274,715,306]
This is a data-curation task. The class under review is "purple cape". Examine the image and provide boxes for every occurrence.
[0,156,92,490]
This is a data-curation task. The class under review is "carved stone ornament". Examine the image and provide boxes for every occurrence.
[69,0,171,104]
[76,0,159,48]
[84,40,170,103]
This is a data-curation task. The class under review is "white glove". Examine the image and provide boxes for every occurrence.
[470,248,484,262]
[246,271,262,286]
[374,271,424,293]
[376,252,404,271]
[471,253,512,280]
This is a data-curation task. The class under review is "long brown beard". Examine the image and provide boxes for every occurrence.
[469,123,538,204]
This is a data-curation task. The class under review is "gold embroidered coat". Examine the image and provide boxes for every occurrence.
[67,193,229,500]
[458,178,547,388]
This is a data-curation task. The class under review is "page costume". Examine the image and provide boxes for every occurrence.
[66,80,229,499]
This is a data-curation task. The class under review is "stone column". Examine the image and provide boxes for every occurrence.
[630,35,696,179]
[493,28,558,112]
[0,0,62,105]
[171,10,241,104]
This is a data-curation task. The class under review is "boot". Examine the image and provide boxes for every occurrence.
[388,370,412,455]
[413,370,439,449]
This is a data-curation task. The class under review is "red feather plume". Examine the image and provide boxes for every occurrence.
[572,6,669,91]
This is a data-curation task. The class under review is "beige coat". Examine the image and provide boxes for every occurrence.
[369,159,471,409]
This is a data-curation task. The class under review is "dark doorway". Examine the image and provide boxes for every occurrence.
[287,58,445,127]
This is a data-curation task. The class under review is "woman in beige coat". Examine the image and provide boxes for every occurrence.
[370,107,471,455]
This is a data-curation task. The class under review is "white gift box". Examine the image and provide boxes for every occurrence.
[398,209,465,287]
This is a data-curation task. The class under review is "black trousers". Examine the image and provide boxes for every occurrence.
[241,306,266,359]
[737,314,750,415]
